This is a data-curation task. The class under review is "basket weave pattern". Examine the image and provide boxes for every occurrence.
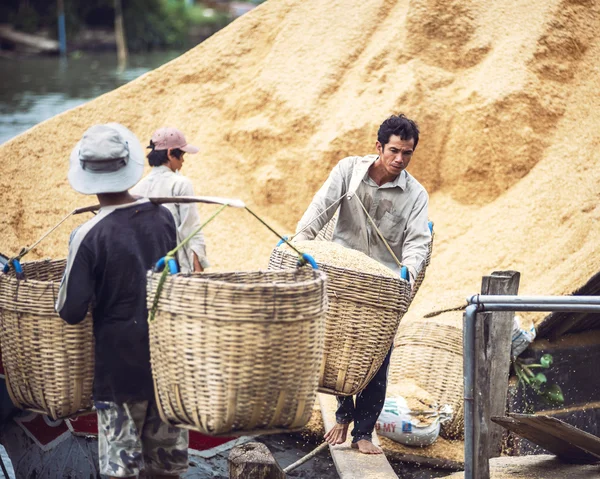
[269,249,410,396]
[315,216,433,302]
[147,268,328,436]
[391,321,464,439]
[0,259,94,420]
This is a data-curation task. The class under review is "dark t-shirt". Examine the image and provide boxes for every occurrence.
[57,199,176,403]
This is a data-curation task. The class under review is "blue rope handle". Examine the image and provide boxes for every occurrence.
[154,257,179,275]
[299,253,318,269]
[3,259,24,279]
[276,235,288,247]
[400,265,409,281]
[275,236,319,269]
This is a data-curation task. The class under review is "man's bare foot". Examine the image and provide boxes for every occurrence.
[351,439,383,454]
[324,423,349,445]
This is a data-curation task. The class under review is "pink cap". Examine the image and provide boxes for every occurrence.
[150,127,199,154]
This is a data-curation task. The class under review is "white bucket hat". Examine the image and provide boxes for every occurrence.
[68,123,144,195]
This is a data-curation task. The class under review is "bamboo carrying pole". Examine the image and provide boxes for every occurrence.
[282,442,328,473]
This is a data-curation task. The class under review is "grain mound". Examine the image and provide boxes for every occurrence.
[2,0,600,463]
[283,240,397,277]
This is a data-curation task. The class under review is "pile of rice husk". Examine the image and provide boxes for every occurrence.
[2,0,600,466]
[281,240,397,277]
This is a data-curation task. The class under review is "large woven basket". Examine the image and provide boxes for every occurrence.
[269,248,410,396]
[147,268,328,436]
[0,259,94,420]
[390,321,464,439]
[316,215,434,302]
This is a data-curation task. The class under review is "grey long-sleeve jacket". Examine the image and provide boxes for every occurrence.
[295,155,431,282]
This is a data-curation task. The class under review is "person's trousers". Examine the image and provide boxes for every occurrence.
[335,346,393,443]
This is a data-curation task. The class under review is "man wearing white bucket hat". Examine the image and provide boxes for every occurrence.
[132,126,209,274]
[56,123,189,478]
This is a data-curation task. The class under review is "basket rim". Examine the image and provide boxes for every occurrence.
[149,267,327,291]
[0,258,66,284]
[272,247,409,285]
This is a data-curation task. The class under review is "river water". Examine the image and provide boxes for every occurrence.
[0,50,183,145]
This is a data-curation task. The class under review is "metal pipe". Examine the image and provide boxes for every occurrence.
[463,294,600,479]
[463,304,477,479]
[478,303,600,313]
[468,294,600,306]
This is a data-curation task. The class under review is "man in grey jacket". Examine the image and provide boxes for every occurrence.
[295,114,431,454]
[132,127,209,273]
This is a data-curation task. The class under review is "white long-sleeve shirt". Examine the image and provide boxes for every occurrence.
[295,155,430,282]
[131,165,209,273]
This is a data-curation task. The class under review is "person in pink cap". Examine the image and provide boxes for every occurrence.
[132,127,209,273]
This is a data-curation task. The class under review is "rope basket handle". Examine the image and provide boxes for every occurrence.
[2,258,24,280]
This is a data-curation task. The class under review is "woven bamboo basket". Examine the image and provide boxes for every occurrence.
[315,216,434,302]
[0,259,94,420]
[390,321,464,439]
[147,268,328,436]
[269,248,410,396]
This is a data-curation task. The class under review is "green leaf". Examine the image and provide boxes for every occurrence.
[540,354,553,368]
[543,384,564,405]
[529,372,546,388]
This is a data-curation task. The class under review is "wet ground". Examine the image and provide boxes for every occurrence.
[1,426,455,478]
[260,434,453,479]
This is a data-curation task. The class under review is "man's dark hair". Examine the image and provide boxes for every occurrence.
[146,140,184,167]
[377,114,420,149]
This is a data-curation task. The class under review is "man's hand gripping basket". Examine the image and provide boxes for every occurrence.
[0,259,94,420]
[147,268,328,436]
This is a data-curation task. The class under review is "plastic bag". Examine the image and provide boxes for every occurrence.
[511,314,536,359]
[376,395,452,447]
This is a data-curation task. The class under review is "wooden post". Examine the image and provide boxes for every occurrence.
[228,442,286,479]
[114,0,128,68]
[482,271,520,457]
[57,0,67,56]
[472,271,520,479]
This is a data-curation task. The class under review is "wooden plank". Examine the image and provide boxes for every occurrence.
[491,414,600,464]
[318,393,398,479]
[480,271,520,459]
[504,401,600,457]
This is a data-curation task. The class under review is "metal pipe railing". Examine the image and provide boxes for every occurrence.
[469,294,600,306]
[463,295,600,479]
